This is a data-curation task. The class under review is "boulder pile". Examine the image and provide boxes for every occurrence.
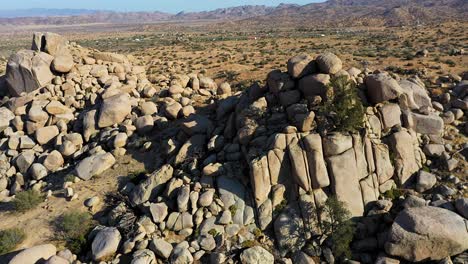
[0,33,467,264]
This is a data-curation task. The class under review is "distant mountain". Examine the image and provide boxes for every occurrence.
[240,0,468,27]
[0,0,466,27]
[0,8,100,18]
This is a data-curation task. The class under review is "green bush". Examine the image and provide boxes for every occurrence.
[56,211,93,254]
[320,76,365,133]
[318,197,356,260]
[13,190,43,212]
[0,228,26,255]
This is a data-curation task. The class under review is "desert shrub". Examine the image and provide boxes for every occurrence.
[383,188,404,201]
[319,197,356,259]
[0,228,26,255]
[13,190,43,212]
[319,76,365,133]
[56,211,93,254]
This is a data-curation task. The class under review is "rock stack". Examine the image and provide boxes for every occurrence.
[0,33,467,264]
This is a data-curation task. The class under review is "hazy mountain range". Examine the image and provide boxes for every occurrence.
[0,0,466,27]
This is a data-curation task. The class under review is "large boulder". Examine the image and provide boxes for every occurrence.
[9,244,57,264]
[298,74,330,99]
[385,206,468,262]
[32,32,69,56]
[250,156,271,205]
[402,111,444,135]
[326,148,364,216]
[0,107,15,132]
[287,54,315,79]
[51,55,74,73]
[98,93,132,128]
[315,52,342,74]
[75,152,116,180]
[387,130,420,186]
[5,50,54,97]
[399,79,432,110]
[240,246,274,264]
[92,227,121,261]
[129,164,174,206]
[365,73,403,104]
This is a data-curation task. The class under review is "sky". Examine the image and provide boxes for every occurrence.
[0,0,321,13]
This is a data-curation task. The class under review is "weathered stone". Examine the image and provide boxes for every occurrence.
[29,163,48,180]
[288,138,311,191]
[315,52,342,74]
[135,115,154,134]
[415,171,437,193]
[5,50,54,96]
[373,143,394,184]
[32,32,69,56]
[287,54,315,79]
[51,55,74,73]
[385,207,468,262]
[131,249,156,264]
[93,52,129,64]
[149,238,173,259]
[83,110,98,142]
[423,144,445,157]
[75,152,116,180]
[0,107,15,132]
[402,111,444,135]
[322,132,353,157]
[365,73,403,104]
[170,241,193,264]
[250,156,271,205]
[165,102,182,120]
[92,227,121,261]
[9,244,56,264]
[174,135,206,166]
[303,134,329,188]
[45,100,71,115]
[455,198,468,219]
[43,150,63,172]
[181,114,213,136]
[35,126,59,145]
[129,164,173,206]
[240,246,274,264]
[379,103,401,130]
[98,93,132,128]
[140,101,158,116]
[149,202,168,223]
[298,74,330,99]
[327,148,364,216]
[387,131,420,186]
[267,149,289,185]
[399,79,432,110]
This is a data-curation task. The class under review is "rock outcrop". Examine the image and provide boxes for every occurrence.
[1,33,466,264]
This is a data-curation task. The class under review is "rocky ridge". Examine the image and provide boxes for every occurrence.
[0,33,467,264]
